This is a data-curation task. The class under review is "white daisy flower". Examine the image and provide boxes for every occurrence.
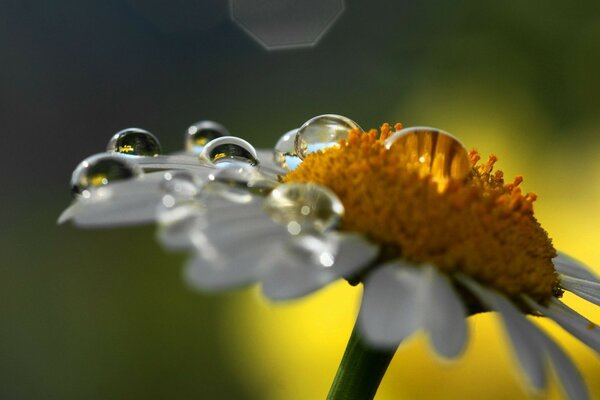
[60,115,600,400]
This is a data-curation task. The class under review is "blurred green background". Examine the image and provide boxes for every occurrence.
[1,1,600,399]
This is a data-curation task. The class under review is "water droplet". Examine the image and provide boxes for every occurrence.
[385,126,471,190]
[107,128,161,156]
[263,183,344,234]
[161,171,201,197]
[200,136,259,166]
[185,120,230,154]
[294,114,362,160]
[273,128,302,170]
[70,154,141,196]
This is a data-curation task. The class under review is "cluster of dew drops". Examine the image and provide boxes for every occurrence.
[69,115,471,236]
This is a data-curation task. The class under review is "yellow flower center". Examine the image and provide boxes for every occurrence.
[283,124,560,303]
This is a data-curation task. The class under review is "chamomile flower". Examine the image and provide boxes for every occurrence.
[60,115,600,400]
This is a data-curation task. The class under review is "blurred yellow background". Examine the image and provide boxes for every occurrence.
[1,1,599,399]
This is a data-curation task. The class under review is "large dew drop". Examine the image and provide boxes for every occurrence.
[185,120,230,154]
[71,154,141,196]
[107,128,161,156]
[263,183,344,235]
[273,128,302,171]
[385,126,471,190]
[200,136,259,167]
[294,114,362,160]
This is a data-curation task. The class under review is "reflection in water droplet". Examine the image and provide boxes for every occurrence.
[185,120,230,154]
[107,128,161,156]
[200,136,259,166]
[294,114,362,160]
[70,154,141,196]
[385,126,471,190]
[161,171,200,197]
[273,128,302,170]
[206,164,276,202]
[263,183,344,234]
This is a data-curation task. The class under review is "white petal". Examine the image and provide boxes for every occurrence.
[458,276,547,390]
[560,275,600,307]
[359,262,423,349]
[157,205,205,250]
[421,267,468,359]
[531,328,590,400]
[554,252,600,284]
[260,232,378,301]
[195,215,285,252]
[72,194,162,227]
[135,154,216,175]
[57,204,76,224]
[69,172,180,227]
[525,297,600,354]
[184,243,272,290]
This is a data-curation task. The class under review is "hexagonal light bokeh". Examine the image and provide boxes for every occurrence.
[230,0,345,50]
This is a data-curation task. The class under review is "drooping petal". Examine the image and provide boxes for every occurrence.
[530,327,590,400]
[560,275,600,307]
[260,232,378,301]
[421,266,468,359]
[524,297,600,354]
[458,276,547,390]
[554,252,600,284]
[359,262,424,349]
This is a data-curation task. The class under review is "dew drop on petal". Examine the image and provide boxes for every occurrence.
[273,128,302,170]
[294,114,362,160]
[70,154,141,196]
[185,120,230,154]
[200,136,260,167]
[161,171,201,197]
[107,128,161,156]
[263,183,344,234]
[384,126,471,189]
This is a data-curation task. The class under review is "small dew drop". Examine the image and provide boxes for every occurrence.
[319,252,335,267]
[200,136,259,167]
[107,128,161,156]
[273,128,302,170]
[263,183,344,234]
[160,171,200,197]
[385,126,471,190]
[70,154,141,196]
[294,114,362,160]
[185,120,230,154]
[287,221,302,236]
[161,194,176,208]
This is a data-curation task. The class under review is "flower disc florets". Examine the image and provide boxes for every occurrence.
[284,124,560,303]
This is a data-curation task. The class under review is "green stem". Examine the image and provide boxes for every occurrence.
[327,318,398,400]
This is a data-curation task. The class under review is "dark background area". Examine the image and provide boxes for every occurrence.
[2,1,600,399]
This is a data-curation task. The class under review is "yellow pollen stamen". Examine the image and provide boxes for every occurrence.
[284,126,559,303]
